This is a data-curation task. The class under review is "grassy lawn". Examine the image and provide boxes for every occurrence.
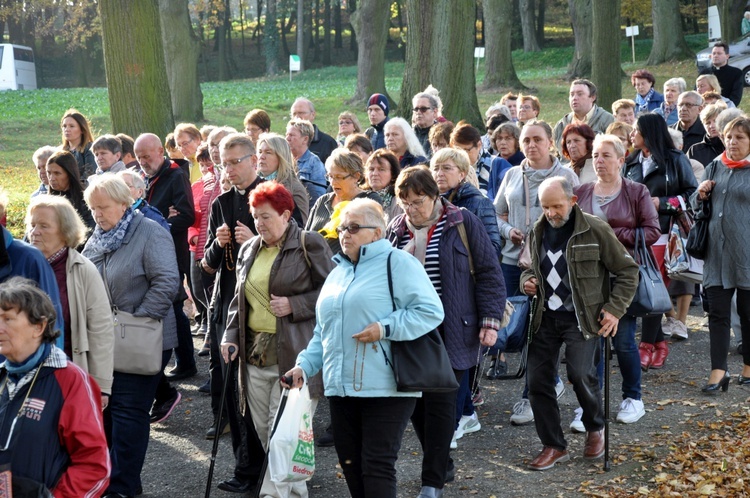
[1,33,742,237]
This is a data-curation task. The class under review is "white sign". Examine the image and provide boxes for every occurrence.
[474,47,485,58]
[625,25,639,37]
[289,55,301,71]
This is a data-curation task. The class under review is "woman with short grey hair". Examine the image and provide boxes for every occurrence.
[655,77,686,126]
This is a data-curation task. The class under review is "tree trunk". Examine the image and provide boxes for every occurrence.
[312,0,320,62]
[297,0,305,69]
[349,0,357,53]
[535,0,545,49]
[265,0,281,75]
[482,0,525,90]
[215,3,230,80]
[566,0,592,79]
[591,0,621,111]
[717,0,744,43]
[159,0,204,122]
[99,0,174,139]
[402,0,482,127]
[349,0,391,103]
[334,0,343,48]
[646,0,693,64]
[520,0,541,52]
[323,0,332,64]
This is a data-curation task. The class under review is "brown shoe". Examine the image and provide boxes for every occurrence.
[528,446,570,471]
[584,430,605,459]
[651,341,669,369]
[638,342,654,371]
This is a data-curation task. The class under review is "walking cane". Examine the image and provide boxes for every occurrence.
[603,336,611,471]
[205,345,235,498]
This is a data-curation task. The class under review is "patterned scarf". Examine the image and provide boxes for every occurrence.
[84,207,135,261]
[403,198,443,264]
[635,88,656,114]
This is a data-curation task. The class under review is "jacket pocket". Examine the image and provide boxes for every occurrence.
[459,313,479,346]
[571,244,601,279]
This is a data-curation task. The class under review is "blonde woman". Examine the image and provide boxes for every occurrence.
[256,132,310,225]
[337,111,363,145]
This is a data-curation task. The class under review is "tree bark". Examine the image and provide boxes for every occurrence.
[159,0,204,122]
[566,0,592,79]
[297,0,305,69]
[99,0,174,139]
[349,0,357,53]
[265,0,281,75]
[350,0,391,103]
[323,0,332,65]
[520,0,541,52]
[591,0,622,111]
[399,0,435,116]
[482,0,525,90]
[646,0,693,64]
[535,0,545,49]
[717,0,744,43]
[334,0,343,48]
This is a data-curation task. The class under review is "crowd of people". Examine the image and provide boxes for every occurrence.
[0,45,749,497]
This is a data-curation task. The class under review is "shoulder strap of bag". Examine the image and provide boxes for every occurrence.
[101,255,115,309]
[299,230,311,269]
[522,173,531,231]
[456,222,475,282]
[386,252,395,312]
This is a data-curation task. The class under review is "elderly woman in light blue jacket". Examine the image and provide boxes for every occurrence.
[284,198,444,498]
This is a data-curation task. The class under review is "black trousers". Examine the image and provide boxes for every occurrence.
[329,396,416,498]
[706,286,750,370]
[527,314,603,451]
[410,369,462,488]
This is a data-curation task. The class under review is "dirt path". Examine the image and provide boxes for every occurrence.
[142,306,749,497]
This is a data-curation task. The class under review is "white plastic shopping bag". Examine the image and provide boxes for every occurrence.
[268,385,315,482]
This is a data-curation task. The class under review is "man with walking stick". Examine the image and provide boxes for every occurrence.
[520,177,638,471]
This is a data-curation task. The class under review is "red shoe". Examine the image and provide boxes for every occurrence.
[651,341,669,369]
[638,342,654,371]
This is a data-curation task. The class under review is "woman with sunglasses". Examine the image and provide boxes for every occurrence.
[386,166,505,497]
[0,277,110,497]
[285,198,444,498]
[305,148,382,255]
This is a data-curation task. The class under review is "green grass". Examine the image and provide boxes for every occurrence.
[0,32,742,238]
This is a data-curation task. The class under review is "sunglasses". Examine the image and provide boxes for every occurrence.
[413,106,433,113]
[336,224,377,235]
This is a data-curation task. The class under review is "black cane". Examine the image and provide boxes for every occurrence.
[603,336,611,471]
[205,345,235,498]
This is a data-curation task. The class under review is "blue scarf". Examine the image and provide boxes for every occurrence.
[635,88,655,114]
[4,342,51,383]
[259,170,278,181]
[84,207,135,261]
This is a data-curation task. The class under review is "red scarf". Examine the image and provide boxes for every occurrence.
[721,151,750,169]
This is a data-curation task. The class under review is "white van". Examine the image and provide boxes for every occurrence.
[0,44,37,90]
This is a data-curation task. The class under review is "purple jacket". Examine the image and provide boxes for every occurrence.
[386,200,506,370]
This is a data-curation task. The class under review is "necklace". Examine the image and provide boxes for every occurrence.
[595,180,621,198]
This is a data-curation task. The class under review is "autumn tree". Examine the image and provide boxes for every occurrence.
[520,0,541,52]
[566,0,592,79]
[159,0,203,122]
[99,0,174,139]
[591,0,622,110]
[349,0,391,103]
[482,0,525,90]
[400,0,481,128]
[647,0,693,64]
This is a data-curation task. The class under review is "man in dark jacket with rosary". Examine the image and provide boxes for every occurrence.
[520,176,638,471]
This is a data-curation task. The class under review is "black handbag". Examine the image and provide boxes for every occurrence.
[384,252,459,393]
[685,163,715,260]
[626,228,673,317]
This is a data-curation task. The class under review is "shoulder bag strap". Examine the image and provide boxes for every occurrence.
[101,255,115,309]
[456,222,475,282]
[523,173,531,233]
[386,252,395,312]
[299,230,311,269]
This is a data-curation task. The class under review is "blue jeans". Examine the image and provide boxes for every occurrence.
[597,314,641,400]
[456,371,474,423]
[105,350,169,496]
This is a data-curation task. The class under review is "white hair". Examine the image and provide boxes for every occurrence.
[384,117,427,158]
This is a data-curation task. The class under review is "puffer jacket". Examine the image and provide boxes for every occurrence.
[443,182,502,259]
[520,205,639,340]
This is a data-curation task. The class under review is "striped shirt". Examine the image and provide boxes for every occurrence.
[397,218,446,296]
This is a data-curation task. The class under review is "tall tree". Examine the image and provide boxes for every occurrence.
[349,0,391,103]
[400,0,481,127]
[535,0,545,49]
[297,0,305,69]
[591,0,622,110]
[482,0,525,89]
[323,0,332,65]
[333,0,343,48]
[264,0,282,75]
[520,0,541,52]
[717,0,744,43]
[99,0,174,139]
[159,0,203,122]
[647,0,692,64]
[566,0,592,79]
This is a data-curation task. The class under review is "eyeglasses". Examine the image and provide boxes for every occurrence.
[326,173,352,181]
[677,103,701,108]
[336,223,377,235]
[221,152,253,169]
[339,120,353,126]
[177,138,194,148]
[413,107,433,113]
[398,196,430,210]
[519,105,534,111]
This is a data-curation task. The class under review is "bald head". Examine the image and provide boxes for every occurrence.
[539,176,577,228]
[134,133,166,177]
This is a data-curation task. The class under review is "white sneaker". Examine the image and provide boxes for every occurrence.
[450,431,458,449]
[456,413,481,439]
[616,398,645,424]
[510,399,534,425]
[671,319,689,340]
[569,407,585,433]
[661,317,674,338]
[555,378,566,400]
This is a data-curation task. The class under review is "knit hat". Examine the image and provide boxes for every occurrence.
[367,94,389,116]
